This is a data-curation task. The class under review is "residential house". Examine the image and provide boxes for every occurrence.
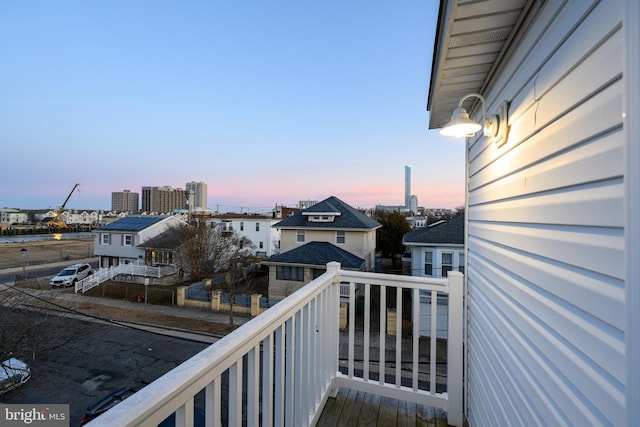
[403,214,465,278]
[94,215,185,268]
[427,0,637,425]
[264,196,381,297]
[275,196,380,269]
[0,209,28,227]
[403,215,465,338]
[207,214,281,258]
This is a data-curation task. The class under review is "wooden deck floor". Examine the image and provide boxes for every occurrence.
[316,387,450,427]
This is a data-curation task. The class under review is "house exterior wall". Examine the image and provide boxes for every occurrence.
[208,217,281,257]
[280,228,376,270]
[463,1,625,426]
[408,244,464,278]
[267,265,321,299]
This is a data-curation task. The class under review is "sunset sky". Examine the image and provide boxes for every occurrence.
[0,1,465,213]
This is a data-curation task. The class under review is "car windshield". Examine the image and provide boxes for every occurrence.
[58,269,76,276]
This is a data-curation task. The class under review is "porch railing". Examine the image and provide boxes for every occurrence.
[75,264,177,294]
[85,262,463,427]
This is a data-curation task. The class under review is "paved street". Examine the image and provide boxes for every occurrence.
[0,308,210,426]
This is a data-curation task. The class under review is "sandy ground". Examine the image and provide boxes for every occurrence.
[0,238,95,269]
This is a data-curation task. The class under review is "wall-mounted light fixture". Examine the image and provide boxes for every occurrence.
[439,93,509,146]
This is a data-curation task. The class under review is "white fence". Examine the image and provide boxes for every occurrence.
[75,264,177,293]
[85,262,464,426]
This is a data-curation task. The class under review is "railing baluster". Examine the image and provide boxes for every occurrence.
[262,333,273,427]
[294,309,303,426]
[379,284,386,386]
[247,344,259,426]
[395,286,402,388]
[412,288,419,391]
[364,284,370,382]
[430,289,437,395]
[308,296,317,419]
[228,360,242,427]
[275,325,285,426]
[285,316,295,426]
[348,280,355,378]
[205,377,221,427]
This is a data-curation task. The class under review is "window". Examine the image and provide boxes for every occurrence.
[296,230,305,243]
[101,234,110,245]
[240,222,244,231]
[336,230,346,244]
[458,252,465,275]
[259,242,264,249]
[256,222,260,232]
[424,251,433,276]
[276,266,304,281]
[442,252,453,277]
[124,234,133,246]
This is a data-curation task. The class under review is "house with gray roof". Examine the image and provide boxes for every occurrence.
[403,214,465,278]
[265,196,381,298]
[94,215,185,268]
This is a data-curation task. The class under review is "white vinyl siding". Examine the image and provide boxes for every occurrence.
[464,1,625,426]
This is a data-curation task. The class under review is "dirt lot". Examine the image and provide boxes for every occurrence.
[0,238,95,269]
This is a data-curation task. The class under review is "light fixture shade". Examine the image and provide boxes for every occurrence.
[439,107,482,137]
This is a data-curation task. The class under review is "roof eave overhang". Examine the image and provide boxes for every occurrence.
[427,0,538,130]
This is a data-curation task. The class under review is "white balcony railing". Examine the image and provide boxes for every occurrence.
[86,262,464,427]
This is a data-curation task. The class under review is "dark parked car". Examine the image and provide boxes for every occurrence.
[81,387,136,425]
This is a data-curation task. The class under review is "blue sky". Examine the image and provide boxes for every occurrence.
[0,1,465,213]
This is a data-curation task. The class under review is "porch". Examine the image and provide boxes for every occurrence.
[85,262,463,426]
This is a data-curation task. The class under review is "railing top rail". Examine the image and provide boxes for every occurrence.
[340,268,452,291]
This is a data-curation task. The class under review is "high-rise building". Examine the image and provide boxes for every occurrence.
[186,181,207,210]
[405,165,411,208]
[141,186,189,213]
[112,190,139,212]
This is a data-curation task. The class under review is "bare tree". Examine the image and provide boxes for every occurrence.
[0,282,95,365]
[170,221,256,326]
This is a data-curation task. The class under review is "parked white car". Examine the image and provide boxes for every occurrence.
[0,358,31,395]
[49,263,93,287]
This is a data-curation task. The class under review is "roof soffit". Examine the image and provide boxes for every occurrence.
[428,0,537,129]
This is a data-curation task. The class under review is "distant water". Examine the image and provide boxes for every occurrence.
[0,232,94,244]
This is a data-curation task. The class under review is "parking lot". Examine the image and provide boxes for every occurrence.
[0,308,209,426]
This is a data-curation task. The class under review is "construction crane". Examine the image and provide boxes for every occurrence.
[47,183,80,228]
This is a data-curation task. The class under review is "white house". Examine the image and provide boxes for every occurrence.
[0,209,29,226]
[403,214,465,338]
[207,215,281,258]
[403,215,465,279]
[428,0,638,425]
[93,215,185,268]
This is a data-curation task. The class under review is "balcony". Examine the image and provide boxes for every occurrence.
[86,262,463,426]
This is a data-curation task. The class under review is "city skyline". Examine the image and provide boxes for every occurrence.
[0,1,465,212]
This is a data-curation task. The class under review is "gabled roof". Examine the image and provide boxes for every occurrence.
[95,215,168,232]
[403,215,465,245]
[274,196,381,230]
[263,241,364,270]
